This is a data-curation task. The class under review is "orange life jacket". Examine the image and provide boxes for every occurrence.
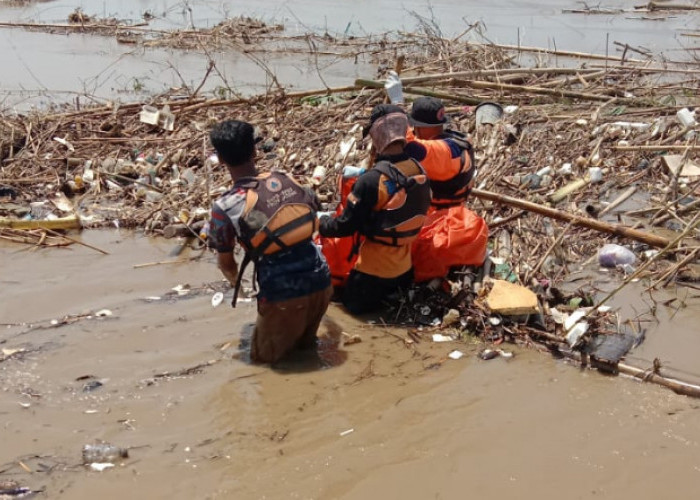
[429,130,476,208]
[362,160,431,246]
[223,171,318,305]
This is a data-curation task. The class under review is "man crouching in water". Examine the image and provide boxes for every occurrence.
[318,105,431,315]
[208,120,332,363]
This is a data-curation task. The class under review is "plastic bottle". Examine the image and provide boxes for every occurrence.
[342,166,365,178]
[82,443,128,464]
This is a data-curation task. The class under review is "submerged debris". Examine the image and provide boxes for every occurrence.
[82,443,129,465]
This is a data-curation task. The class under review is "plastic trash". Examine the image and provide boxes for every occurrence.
[475,102,504,126]
[588,167,603,183]
[53,136,75,152]
[521,173,541,189]
[441,308,460,326]
[139,105,159,125]
[598,244,636,268]
[82,443,128,464]
[181,167,195,185]
[311,165,326,185]
[342,166,365,178]
[158,105,175,131]
[676,108,696,128]
[384,71,404,104]
[566,322,588,347]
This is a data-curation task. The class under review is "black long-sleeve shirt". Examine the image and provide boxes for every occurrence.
[319,152,411,237]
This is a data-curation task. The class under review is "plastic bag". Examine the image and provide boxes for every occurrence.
[411,206,489,282]
[598,244,636,268]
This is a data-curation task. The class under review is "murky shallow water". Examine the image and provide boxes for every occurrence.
[1,0,700,496]
[1,232,699,498]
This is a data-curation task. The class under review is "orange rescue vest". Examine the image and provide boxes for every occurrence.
[363,160,431,247]
[223,171,318,306]
[429,130,476,207]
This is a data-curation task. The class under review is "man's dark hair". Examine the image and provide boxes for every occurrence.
[209,120,256,167]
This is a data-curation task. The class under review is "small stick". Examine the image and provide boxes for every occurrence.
[44,229,109,255]
[647,247,700,290]
[598,186,637,217]
[133,258,194,269]
[525,221,573,282]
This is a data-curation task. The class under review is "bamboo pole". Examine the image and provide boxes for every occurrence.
[399,67,602,84]
[521,326,700,398]
[613,145,700,152]
[549,178,590,203]
[455,79,621,103]
[471,188,671,248]
[469,42,646,63]
[617,362,700,398]
[354,79,481,105]
[0,215,81,230]
[0,21,167,32]
[44,228,109,255]
[647,1,700,11]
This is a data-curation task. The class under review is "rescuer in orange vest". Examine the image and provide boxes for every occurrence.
[404,97,488,282]
[318,104,431,314]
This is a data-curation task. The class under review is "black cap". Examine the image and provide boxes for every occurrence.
[362,104,406,138]
[409,97,448,127]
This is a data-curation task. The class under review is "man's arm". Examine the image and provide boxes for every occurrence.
[405,129,468,181]
[319,170,380,238]
[209,202,239,286]
[217,252,239,286]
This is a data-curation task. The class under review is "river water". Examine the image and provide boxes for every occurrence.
[0,0,698,109]
[1,232,699,498]
[2,0,700,498]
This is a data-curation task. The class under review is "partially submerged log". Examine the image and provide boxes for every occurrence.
[0,215,81,231]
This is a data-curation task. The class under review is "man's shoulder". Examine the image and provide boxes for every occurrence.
[214,186,247,213]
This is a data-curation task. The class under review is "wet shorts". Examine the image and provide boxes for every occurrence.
[250,286,333,364]
[341,269,413,315]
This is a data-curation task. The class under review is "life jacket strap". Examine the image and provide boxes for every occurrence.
[231,211,316,307]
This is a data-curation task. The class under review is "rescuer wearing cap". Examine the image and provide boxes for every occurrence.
[318,104,431,315]
[405,97,488,282]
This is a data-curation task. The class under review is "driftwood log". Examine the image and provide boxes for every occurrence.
[471,188,671,248]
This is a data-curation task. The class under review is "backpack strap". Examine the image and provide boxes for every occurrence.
[373,161,414,190]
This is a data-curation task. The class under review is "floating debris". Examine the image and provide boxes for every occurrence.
[211,292,224,307]
[82,443,129,465]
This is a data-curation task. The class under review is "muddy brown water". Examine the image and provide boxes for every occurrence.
[1,231,700,498]
[0,0,698,110]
